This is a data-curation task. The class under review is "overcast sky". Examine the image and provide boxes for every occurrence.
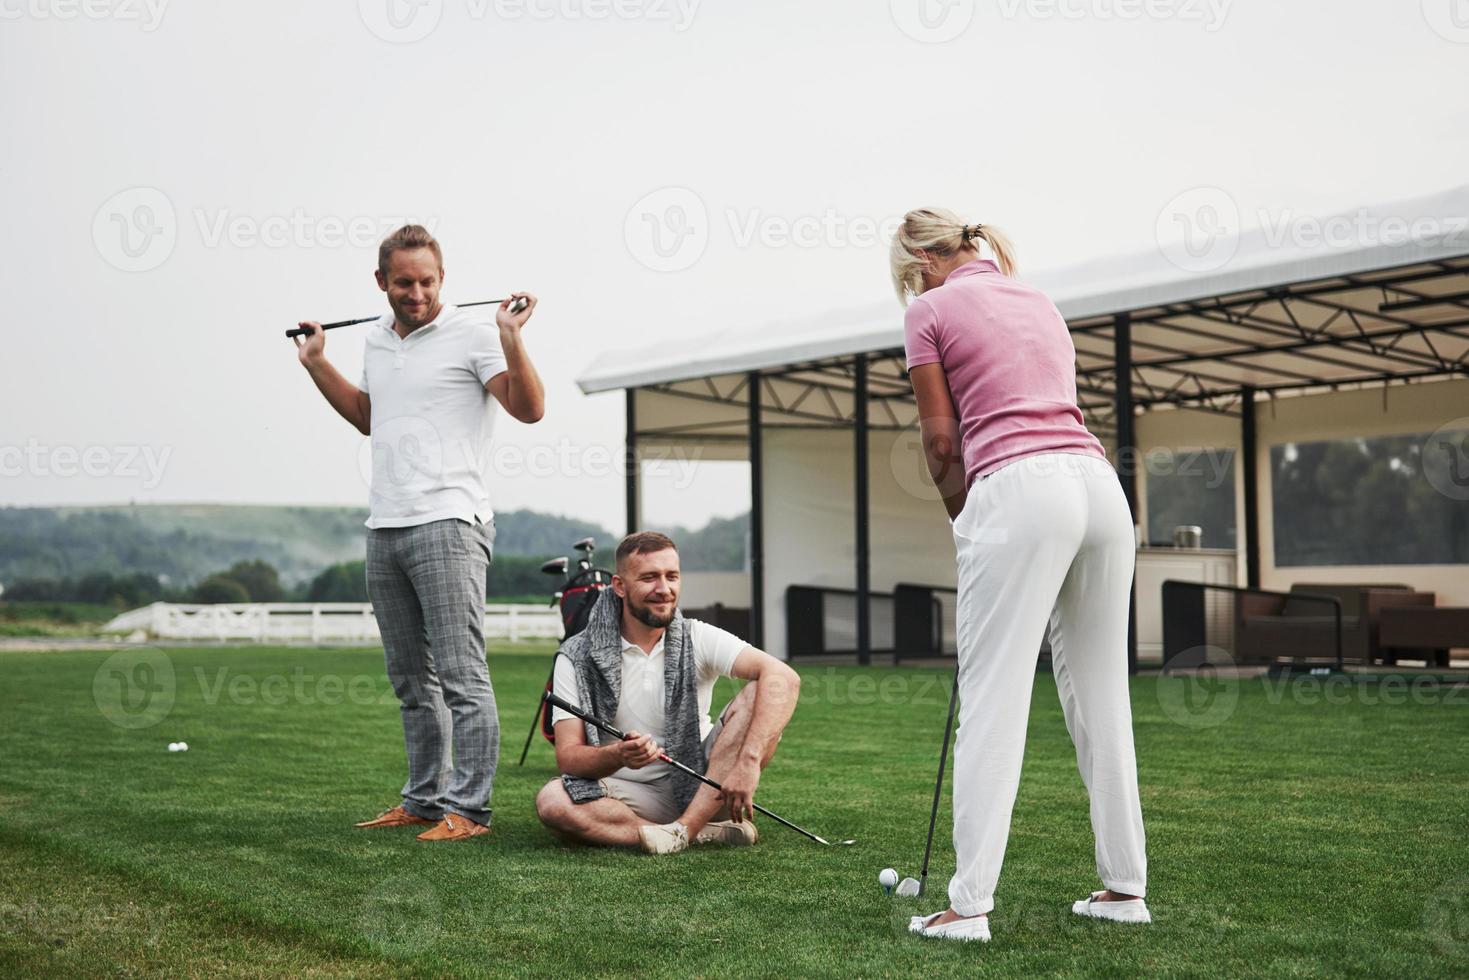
[2,0,1467,532]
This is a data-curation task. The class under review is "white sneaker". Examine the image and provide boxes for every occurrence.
[695,819,758,846]
[908,911,991,943]
[638,821,690,855]
[1071,891,1151,923]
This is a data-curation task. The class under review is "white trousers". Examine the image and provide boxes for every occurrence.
[947,452,1147,916]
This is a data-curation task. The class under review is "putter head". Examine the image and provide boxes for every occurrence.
[896,877,921,897]
[540,557,569,576]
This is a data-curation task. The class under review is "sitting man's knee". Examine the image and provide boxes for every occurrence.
[535,779,574,829]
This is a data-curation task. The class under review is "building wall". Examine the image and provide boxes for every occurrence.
[761,427,956,660]
[679,571,750,609]
[1135,376,1469,606]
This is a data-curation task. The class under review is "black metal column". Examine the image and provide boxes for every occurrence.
[1114,313,1139,674]
[747,371,765,649]
[1241,385,1261,589]
[625,388,638,535]
[854,354,872,667]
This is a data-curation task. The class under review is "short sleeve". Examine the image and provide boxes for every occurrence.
[903,298,942,370]
[688,620,749,682]
[550,655,580,727]
[469,318,509,386]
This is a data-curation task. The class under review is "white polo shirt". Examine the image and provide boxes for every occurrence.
[550,619,749,783]
[359,304,508,529]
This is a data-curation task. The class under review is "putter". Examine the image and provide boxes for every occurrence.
[284,296,528,338]
[917,666,960,897]
[543,691,857,847]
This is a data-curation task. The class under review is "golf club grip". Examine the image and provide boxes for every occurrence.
[284,322,353,339]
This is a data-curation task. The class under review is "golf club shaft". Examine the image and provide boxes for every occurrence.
[284,297,523,338]
[542,691,833,845]
[919,667,960,894]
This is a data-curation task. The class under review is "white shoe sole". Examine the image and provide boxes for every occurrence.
[1071,893,1151,924]
[909,911,991,942]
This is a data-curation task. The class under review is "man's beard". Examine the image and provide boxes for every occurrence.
[628,595,675,629]
[394,298,437,328]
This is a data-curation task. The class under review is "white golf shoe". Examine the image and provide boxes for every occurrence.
[1071,892,1151,923]
[638,821,690,855]
[695,819,758,846]
[909,911,991,943]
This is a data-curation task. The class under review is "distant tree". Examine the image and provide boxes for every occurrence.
[486,555,557,599]
[305,561,368,602]
[192,575,250,604]
[225,560,283,602]
[3,577,62,602]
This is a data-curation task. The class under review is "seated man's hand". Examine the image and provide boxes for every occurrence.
[611,731,663,770]
[720,760,761,822]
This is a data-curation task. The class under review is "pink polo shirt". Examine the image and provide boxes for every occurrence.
[904,259,1105,490]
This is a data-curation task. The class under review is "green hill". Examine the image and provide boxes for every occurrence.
[0,505,747,588]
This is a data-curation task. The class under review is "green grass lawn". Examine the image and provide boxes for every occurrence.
[2,645,1467,977]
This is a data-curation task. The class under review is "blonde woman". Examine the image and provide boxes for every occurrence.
[892,210,1149,942]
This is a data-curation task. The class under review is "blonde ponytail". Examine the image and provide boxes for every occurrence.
[889,208,1016,304]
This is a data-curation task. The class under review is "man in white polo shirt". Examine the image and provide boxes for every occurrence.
[293,224,544,841]
[534,532,802,854]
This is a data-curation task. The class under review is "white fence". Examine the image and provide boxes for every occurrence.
[103,602,562,645]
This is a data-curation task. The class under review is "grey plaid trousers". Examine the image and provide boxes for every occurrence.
[366,518,499,826]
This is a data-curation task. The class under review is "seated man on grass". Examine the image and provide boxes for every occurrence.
[535,531,800,854]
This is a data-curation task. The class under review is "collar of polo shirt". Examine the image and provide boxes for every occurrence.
[945,258,1000,284]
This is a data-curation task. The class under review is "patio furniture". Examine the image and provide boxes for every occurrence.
[1236,583,1433,666]
[1378,606,1469,668]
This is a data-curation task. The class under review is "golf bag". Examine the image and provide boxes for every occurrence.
[517,538,613,765]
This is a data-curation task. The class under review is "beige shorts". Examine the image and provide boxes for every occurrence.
[599,715,728,824]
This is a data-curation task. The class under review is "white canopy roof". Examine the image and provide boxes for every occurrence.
[578,184,1469,395]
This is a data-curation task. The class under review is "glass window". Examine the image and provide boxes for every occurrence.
[1145,449,1237,549]
[1271,429,1469,566]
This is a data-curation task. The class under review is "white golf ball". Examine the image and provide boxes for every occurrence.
[177,742,188,751]
[879,867,898,888]
[167,742,181,752]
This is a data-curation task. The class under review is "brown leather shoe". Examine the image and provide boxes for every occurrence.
[416,814,490,841]
[355,805,436,829]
